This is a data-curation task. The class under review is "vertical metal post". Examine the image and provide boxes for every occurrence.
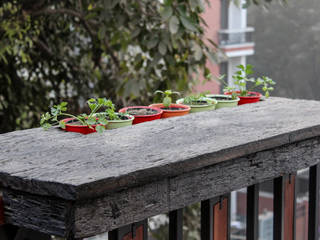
[169,209,183,240]
[274,176,285,240]
[309,164,320,240]
[246,184,259,240]
[201,195,229,240]
[108,220,148,240]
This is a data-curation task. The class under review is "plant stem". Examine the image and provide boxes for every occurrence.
[59,113,87,125]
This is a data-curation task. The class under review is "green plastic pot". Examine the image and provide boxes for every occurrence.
[206,94,240,109]
[106,116,134,129]
[94,113,134,130]
[176,98,217,113]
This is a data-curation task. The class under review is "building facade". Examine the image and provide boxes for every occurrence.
[194,0,255,93]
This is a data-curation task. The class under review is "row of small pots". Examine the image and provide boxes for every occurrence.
[62,91,262,134]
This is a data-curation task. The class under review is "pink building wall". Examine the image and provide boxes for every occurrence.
[193,0,221,94]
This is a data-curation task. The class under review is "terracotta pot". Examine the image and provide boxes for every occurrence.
[224,91,262,105]
[176,98,217,113]
[149,103,190,118]
[119,106,162,124]
[206,94,240,109]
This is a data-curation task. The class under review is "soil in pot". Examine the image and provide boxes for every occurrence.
[160,107,186,110]
[126,108,158,116]
[188,100,209,105]
[176,98,217,113]
[149,103,190,118]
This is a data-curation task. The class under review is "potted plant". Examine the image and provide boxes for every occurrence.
[40,98,134,134]
[176,93,217,113]
[224,64,276,105]
[150,90,190,118]
[118,106,163,124]
[205,94,240,109]
[100,107,135,130]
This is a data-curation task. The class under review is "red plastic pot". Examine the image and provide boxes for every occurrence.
[224,91,262,105]
[61,118,99,135]
[119,106,162,124]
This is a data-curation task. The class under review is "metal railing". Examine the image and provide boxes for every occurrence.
[219,27,254,46]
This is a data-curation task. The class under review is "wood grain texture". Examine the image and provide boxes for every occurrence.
[3,189,74,238]
[1,98,320,200]
[74,137,320,238]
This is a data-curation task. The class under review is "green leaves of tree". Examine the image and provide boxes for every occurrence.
[169,16,180,34]
[161,6,173,21]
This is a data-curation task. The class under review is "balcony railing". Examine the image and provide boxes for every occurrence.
[0,97,320,240]
[219,27,254,46]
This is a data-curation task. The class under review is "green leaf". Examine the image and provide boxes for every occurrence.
[161,6,173,21]
[42,123,51,130]
[98,118,108,125]
[169,16,180,34]
[191,41,202,61]
[86,117,96,125]
[60,102,68,107]
[163,96,172,107]
[189,0,199,11]
[147,37,159,49]
[179,15,198,32]
[158,42,167,56]
[59,120,66,129]
[95,125,105,134]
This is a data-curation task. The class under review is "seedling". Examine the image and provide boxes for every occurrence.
[183,93,212,105]
[40,98,120,133]
[154,90,180,107]
[223,64,276,99]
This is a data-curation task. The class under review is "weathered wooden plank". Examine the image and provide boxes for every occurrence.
[168,137,320,210]
[75,180,168,238]
[3,189,74,238]
[0,98,320,200]
[73,136,320,238]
